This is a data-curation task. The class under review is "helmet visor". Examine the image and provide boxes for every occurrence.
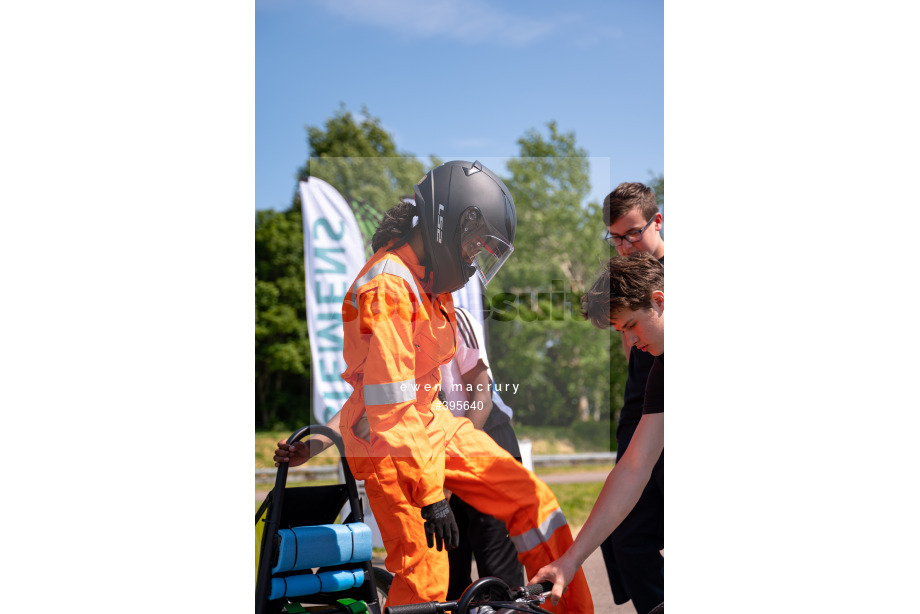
[458,207,514,287]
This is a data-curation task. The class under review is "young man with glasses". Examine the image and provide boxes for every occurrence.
[603,185,663,260]
[599,182,664,614]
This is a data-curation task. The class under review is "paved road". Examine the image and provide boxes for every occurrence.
[572,533,638,613]
[538,469,610,484]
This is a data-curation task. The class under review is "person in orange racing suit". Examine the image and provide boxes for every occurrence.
[336,161,592,612]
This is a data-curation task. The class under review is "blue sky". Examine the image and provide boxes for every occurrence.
[256,0,663,211]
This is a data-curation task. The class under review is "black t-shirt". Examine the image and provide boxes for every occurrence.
[642,355,663,415]
[617,255,664,426]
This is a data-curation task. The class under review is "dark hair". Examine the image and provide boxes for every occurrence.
[581,253,664,330]
[602,182,658,226]
[371,201,417,252]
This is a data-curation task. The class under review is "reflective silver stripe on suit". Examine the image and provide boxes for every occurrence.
[364,378,417,406]
[509,508,567,553]
[351,259,423,310]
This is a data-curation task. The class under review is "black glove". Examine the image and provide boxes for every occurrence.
[420,498,459,551]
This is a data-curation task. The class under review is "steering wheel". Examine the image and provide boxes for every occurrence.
[455,576,513,614]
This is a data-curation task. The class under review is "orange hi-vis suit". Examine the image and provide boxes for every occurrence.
[339,241,593,612]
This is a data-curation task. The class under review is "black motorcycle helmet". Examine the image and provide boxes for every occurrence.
[413,160,517,295]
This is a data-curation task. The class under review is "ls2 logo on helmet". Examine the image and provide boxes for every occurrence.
[436,203,445,244]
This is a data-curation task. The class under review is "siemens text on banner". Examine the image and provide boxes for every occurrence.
[300,178,367,424]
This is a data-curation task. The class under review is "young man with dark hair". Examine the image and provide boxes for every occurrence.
[531,253,664,611]
[599,182,665,614]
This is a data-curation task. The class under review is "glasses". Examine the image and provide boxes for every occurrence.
[604,216,656,246]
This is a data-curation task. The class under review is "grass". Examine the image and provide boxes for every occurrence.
[256,423,613,469]
[515,423,614,455]
[535,462,613,475]
[256,430,341,468]
[546,481,606,529]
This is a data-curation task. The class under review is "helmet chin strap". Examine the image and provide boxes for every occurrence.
[461,263,476,286]
[421,255,436,294]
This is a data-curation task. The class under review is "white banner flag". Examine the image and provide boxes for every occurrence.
[300,178,367,425]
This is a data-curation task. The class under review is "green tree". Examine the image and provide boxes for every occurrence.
[649,172,664,208]
[296,103,434,215]
[256,104,432,429]
[649,173,664,238]
[255,208,311,429]
[484,122,625,433]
